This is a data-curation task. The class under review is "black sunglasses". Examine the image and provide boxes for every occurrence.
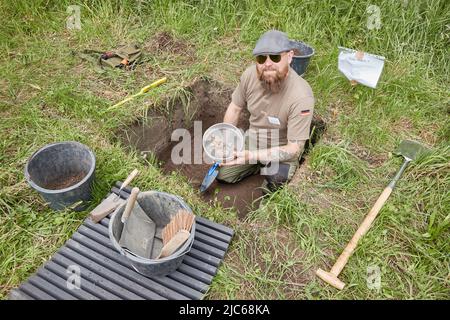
[255,54,282,64]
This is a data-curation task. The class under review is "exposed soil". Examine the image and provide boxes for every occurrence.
[160,151,266,219]
[118,79,265,217]
[117,79,326,218]
[144,31,194,59]
[43,172,86,190]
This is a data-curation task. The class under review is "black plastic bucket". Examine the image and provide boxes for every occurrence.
[24,141,96,211]
[109,191,196,277]
[290,40,314,77]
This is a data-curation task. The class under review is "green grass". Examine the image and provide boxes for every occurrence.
[0,0,449,299]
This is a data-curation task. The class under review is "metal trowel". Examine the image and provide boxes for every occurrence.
[119,187,156,259]
[199,162,220,193]
[89,169,139,223]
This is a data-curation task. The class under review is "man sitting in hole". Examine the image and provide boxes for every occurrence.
[218,30,314,192]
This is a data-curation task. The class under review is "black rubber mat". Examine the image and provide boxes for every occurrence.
[9,183,234,300]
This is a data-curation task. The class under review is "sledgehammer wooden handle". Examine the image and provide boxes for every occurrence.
[316,186,393,290]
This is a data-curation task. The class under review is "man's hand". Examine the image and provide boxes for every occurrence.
[220,150,255,166]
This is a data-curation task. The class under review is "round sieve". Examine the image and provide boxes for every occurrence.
[202,123,244,162]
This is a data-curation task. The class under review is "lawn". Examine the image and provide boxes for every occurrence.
[0,0,448,299]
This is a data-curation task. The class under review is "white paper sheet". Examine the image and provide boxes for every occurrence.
[338,46,385,89]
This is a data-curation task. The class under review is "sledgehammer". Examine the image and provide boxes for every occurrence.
[316,140,428,290]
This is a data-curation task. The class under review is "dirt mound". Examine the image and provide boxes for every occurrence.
[145,31,193,56]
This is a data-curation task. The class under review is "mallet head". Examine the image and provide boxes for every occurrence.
[316,268,345,290]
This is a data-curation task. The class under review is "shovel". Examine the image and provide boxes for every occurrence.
[119,187,156,259]
[316,139,429,290]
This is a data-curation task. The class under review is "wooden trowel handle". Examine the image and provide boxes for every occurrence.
[121,169,139,190]
[121,187,140,223]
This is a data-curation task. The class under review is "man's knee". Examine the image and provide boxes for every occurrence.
[216,169,239,184]
[264,162,296,192]
[217,164,259,184]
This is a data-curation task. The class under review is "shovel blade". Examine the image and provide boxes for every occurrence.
[119,203,156,259]
[394,140,429,161]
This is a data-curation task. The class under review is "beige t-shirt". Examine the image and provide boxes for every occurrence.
[232,65,314,149]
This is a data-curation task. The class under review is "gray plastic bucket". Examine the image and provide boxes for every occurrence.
[24,141,96,211]
[109,191,196,278]
[290,40,314,77]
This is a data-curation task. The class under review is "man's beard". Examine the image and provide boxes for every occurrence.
[257,64,289,93]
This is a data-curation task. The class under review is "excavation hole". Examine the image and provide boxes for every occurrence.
[117,78,326,218]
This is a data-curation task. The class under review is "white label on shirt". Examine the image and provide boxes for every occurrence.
[267,116,281,126]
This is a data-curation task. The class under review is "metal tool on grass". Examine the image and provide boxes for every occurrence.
[200,123,244,192]
[89,169,139,223]
[316,140,429,290]
[118,187,157,259]
[107,77,167,111]
[157,209,195,259]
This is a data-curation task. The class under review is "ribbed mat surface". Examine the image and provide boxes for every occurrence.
[9,185,234,300]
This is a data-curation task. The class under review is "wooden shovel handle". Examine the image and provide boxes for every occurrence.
[121,187,140,223]
[330,186,393,276]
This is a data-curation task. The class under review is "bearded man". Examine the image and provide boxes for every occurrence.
[217,30,315,192]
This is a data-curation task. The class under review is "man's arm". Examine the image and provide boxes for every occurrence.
[254,140,305,162]
[222,140,305,166]
[223,102,242,126]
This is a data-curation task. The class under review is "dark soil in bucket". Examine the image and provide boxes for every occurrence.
[117,79,325,218]
[43,172,86,190]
